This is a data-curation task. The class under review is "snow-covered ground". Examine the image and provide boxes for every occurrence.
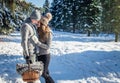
[0,31,120,83]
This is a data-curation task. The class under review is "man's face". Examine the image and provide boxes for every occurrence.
[31,19,40,27]
[35,20,39,25]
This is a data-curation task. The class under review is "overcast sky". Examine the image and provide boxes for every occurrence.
[26,0,53,7]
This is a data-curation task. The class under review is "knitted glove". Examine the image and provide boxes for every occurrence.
[25,56,32,64]
[25,56,29,60]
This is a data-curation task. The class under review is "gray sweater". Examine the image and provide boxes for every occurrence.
[21,23,37,57]
[37,32,52,55]
[20,19,52,57]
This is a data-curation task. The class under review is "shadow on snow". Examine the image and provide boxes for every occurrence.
[53,34,114,42]
[0,51,120,82]
[50,50,120,82]
[0,54,24,82]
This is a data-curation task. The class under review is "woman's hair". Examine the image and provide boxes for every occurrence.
[37,23,51,43]
[37,13,52,43]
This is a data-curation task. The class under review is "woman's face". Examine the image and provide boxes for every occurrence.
[37,21,41,27]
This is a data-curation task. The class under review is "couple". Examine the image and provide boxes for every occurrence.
[20,10,54,83]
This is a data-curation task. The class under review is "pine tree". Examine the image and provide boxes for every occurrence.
[100,0,113,33]
[50,0,63,30]
[61,0,71,32]
[0,0,41,34]
[43,0,50,14]
[110,0,120,42]
[100,0,120,42]
[87,0,102,36]
[50,0,102,34]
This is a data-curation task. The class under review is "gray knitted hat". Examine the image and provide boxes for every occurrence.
[30,10,41,21]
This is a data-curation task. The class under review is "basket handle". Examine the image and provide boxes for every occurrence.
[28,62,31,71]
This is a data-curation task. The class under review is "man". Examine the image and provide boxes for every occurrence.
[20,10,41,63]
[20,10,42,83]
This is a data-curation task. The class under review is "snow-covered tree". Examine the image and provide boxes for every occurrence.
[43,0,50,14]
[83,0,102,36]
[0,0,41,34]
[50,0,63,30]
[100,0,113,33]
[50,0,102,34]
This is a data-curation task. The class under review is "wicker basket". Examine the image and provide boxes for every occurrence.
[16,62,43,82]
[22,70,40,82]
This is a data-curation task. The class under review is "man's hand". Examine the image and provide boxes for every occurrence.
[25,56,32,64]
[25,56,29,60]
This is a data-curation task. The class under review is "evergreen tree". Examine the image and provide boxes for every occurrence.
[100,0,113,33]
[50,0,102,34]
[110,0,120,42]
[43,0,50,14]
[100,0,120,42]
[61,0,71,32]
[87,0,102,36]
[50,0,63,30]
[0,0,41,34]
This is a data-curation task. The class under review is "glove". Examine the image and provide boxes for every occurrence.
[26,59,32,64]
[25,56,32,64]
[31,35,39,44]
[25,56,29,60]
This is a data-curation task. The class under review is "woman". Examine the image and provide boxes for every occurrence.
[35,13,54,83]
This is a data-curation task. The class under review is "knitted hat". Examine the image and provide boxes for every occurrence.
[30,10,41,21]
[40,13,52,26]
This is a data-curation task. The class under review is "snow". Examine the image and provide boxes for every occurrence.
[0,31,120,83]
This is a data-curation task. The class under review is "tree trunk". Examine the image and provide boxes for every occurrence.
[87,30,91,37]
[73,24,75,33]
[115,32,119,42]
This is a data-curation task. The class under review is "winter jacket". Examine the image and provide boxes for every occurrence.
[38,32,52,55]
[20,22,37,57]
[20,18,36,56]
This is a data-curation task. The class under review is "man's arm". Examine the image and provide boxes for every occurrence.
[37,33,52,49]
[20,24,29,56]
[31,33,52,50]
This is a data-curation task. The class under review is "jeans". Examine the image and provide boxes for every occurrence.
[36,54,54,83]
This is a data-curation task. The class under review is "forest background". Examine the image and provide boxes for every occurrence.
[0,0,120,42]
